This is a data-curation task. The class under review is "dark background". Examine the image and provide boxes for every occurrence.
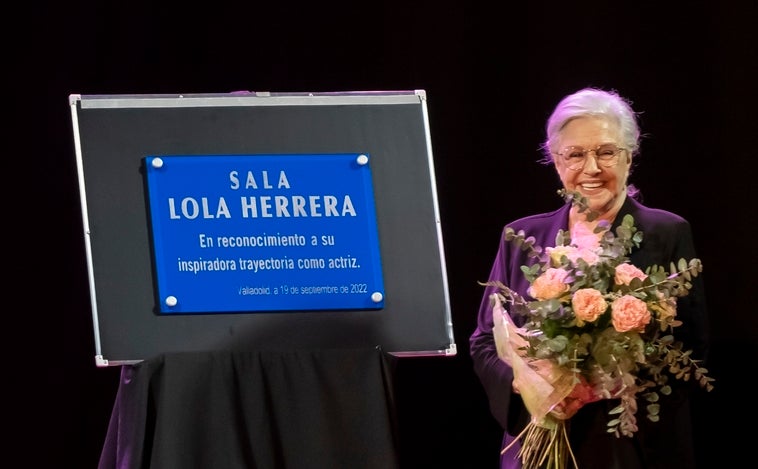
[16,1,756,468]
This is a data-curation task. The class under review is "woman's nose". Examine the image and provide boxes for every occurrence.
[582,152,602,173]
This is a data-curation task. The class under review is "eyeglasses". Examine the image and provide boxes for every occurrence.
[554,144,627,171]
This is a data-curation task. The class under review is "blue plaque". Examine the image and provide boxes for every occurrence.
[144,154,385,313]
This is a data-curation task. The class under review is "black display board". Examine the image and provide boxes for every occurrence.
[69,91,455,366]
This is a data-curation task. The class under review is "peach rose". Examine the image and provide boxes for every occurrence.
[528,268,570,300]
[571,288,607,324]
[614,263,648,285]
[611,295,651,332]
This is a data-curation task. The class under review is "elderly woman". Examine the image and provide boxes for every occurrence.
[470,87,710,469]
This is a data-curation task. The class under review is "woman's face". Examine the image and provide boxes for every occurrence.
[553,116,631,217]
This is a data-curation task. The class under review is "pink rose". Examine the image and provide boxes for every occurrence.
[611,295,651,332]
[614,263,648,285]
[546,245,600,267]
[569,248,600,266]
[572,288,607,324]
[528,268,570,300]
[570,222,602,250]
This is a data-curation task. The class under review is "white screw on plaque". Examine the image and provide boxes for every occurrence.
[371,292,383,303]
[152,157,164,169]
[356,154,369,165]
[165,295,178,307]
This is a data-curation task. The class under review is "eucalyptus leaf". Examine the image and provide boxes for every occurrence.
[609,405,624,415]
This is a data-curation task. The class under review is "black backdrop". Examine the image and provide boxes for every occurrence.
[16,1,757,468]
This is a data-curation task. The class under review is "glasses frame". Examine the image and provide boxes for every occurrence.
[553,144,628,171]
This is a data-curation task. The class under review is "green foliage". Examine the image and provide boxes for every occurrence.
[484,191,713,439]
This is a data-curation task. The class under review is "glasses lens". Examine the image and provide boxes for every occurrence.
[562,146,586,170]
[595,144,622,167]
[561,144,622,170]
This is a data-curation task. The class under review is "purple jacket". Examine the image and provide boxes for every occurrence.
[470,196,710,469]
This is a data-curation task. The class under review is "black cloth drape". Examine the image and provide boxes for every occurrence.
[98,347,399,469]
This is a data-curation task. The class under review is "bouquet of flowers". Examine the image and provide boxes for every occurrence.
[486,191,714,469]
